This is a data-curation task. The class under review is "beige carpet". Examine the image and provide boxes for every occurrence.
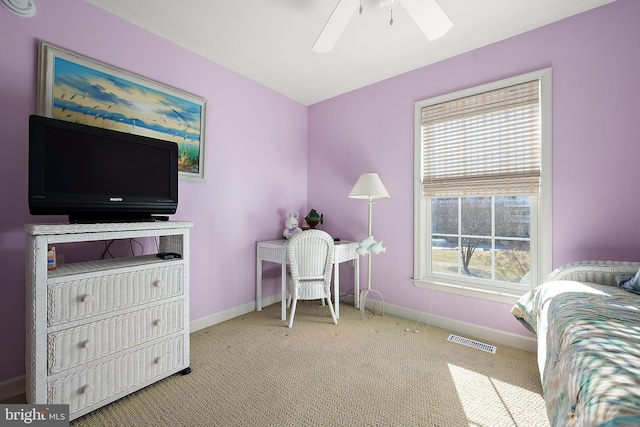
[7,301,550,426]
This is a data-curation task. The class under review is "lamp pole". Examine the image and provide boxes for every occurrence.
[366,197,373,291]
[348,173,389,320]
[360,196,384,319]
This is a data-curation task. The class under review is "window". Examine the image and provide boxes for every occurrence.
[413,69,552,303]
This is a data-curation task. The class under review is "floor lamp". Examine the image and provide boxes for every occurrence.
[348,173,390,320]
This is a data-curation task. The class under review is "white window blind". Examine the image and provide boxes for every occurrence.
[421,79,541,197]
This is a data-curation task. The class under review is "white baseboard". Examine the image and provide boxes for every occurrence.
[189,294,281,332]
[1,293,535,402]
[0,374,25,402]
[357,296,537,353]
[191,293,537,353]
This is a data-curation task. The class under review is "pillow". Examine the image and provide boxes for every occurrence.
[511,289,539,335]
[615,268,640,295]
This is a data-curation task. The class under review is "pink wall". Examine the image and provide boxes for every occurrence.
[309,0,640,336]
[0,1,307,383]
[1,0,638,387]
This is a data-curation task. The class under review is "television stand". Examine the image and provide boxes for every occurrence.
[25,221,192,420]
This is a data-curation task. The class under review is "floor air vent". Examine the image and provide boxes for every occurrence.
[447,334,497,354]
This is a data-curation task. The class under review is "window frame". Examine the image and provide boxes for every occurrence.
[413,69,552,304]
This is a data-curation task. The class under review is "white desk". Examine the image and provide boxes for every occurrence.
[256,239,359,320]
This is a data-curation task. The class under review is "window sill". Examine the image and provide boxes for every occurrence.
[412,278,524,305]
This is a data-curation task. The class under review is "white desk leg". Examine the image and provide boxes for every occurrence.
[354,256,360,308]
[256,258,263,311]
[281,262,287,321]
[334,262,340,319]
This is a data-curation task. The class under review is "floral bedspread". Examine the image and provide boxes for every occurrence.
[512,280,640,426]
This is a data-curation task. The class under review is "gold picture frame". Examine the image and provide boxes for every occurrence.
[37,41,207,182]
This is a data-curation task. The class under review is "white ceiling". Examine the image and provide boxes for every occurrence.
[85,0,615,106]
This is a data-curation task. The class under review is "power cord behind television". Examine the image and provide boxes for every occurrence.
[101,238,145,259]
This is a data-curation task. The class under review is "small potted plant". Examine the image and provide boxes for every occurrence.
[304,209,324,229]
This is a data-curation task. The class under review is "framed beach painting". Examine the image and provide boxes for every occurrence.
[37,41,207,182]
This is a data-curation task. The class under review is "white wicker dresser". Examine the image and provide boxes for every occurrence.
[24,221,192,420]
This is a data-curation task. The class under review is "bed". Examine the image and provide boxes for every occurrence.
[511,261,640,426]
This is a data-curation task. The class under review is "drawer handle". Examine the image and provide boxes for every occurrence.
[82,340,92,349]
[81,294,94,303]
[153,280,164,288]
[81,384,94,394]
[154,319,163,326]
[154,356,163,364]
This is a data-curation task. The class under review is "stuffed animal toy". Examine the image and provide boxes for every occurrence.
[283,212,303,239]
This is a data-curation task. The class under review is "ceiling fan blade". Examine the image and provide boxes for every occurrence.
[401,0,453,41]
[312,0,358,53]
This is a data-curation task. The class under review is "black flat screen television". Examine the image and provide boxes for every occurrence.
[29,115,178,223]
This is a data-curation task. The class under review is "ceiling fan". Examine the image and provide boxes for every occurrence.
[313,0,453,53]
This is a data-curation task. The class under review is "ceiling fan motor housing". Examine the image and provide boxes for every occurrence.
[361,0,398,13]
[314,0,452,53]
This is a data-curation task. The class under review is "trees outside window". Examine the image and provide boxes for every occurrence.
[431,196,530,283]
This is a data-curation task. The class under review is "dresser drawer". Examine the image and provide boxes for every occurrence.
[47,300,184,374]
[47,264,183,326]
[47,334,184,416]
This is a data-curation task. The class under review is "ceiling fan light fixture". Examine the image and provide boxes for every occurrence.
[313,0,452,53]
[360,0,398,14]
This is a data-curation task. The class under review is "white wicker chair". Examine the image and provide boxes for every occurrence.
[286,230,337,328]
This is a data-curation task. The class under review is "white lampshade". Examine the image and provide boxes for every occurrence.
[348,173,390,200]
